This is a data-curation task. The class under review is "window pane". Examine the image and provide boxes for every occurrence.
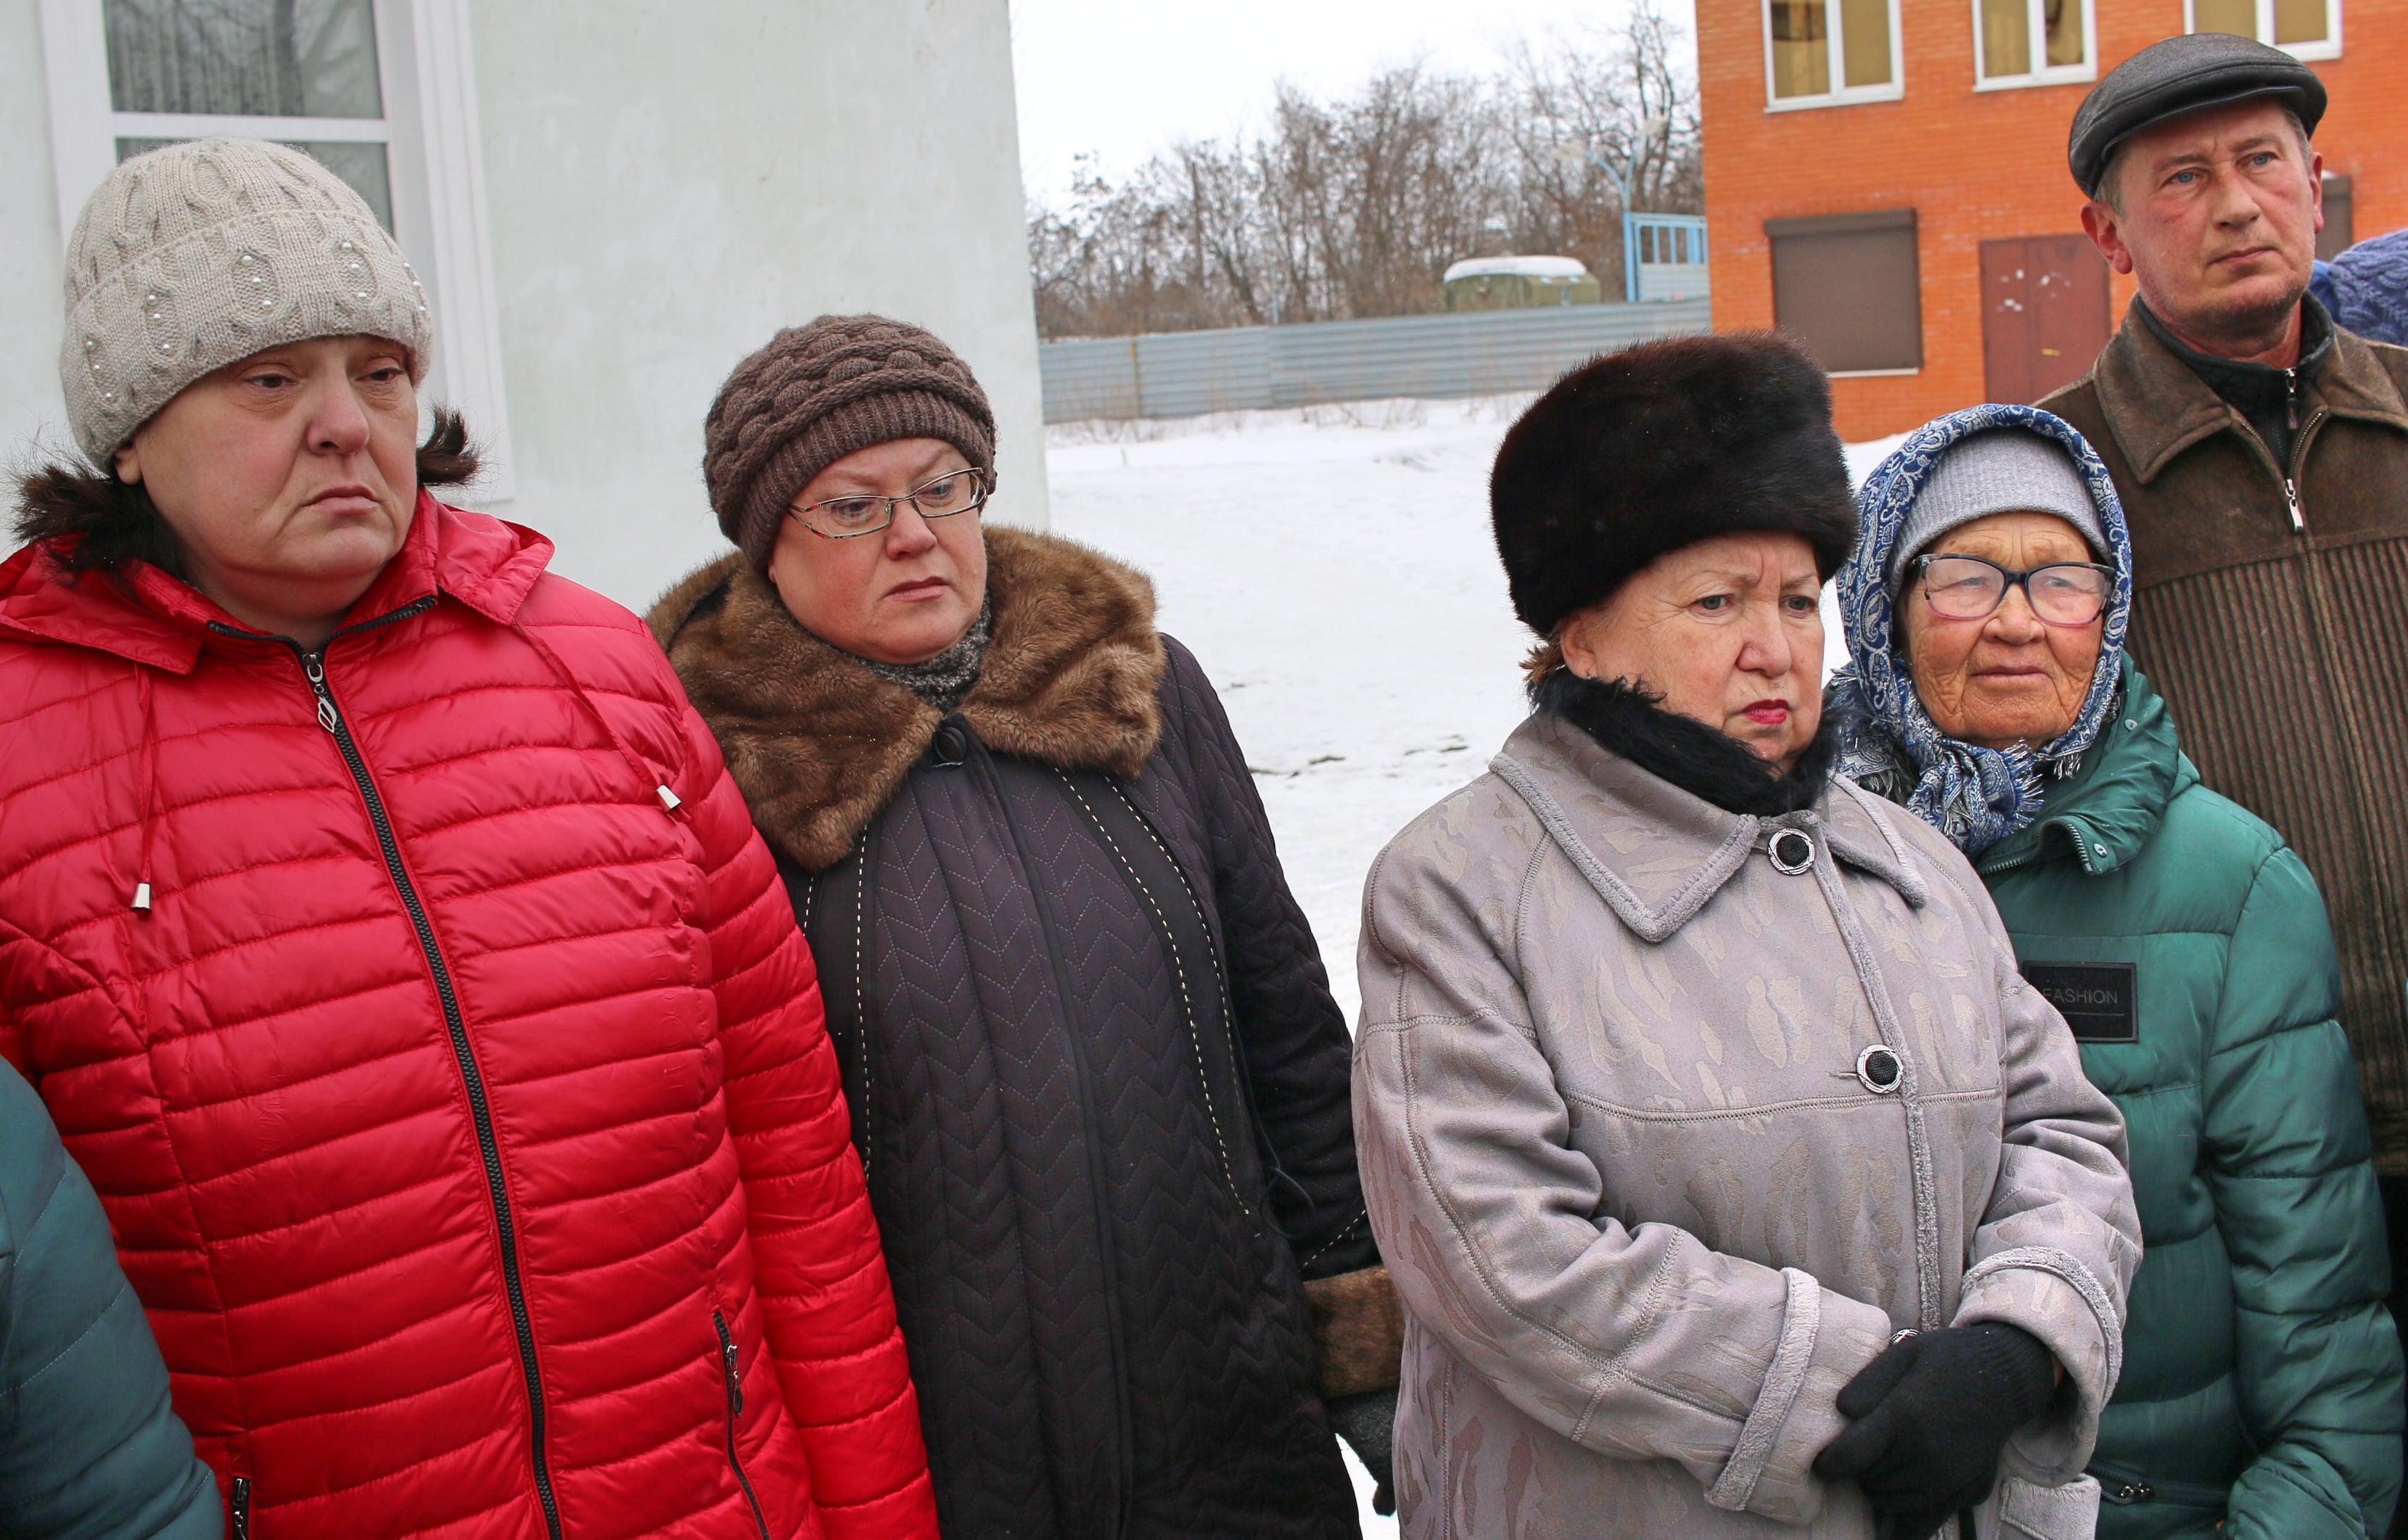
[2273,0,2327,44]
[1981,0,2031,76]
[118,136,392,228]
[105,0,382,118]
[1769,1,1831,99]
[2044,0,2085,65]
[295,141,392,226]
[2191,0,2258,37]
[1840,0,1893,86]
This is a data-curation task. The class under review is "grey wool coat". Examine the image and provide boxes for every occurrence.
[1354,709,2142,1539]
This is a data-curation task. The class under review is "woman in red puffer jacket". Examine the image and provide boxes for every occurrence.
[0,137,934,1540]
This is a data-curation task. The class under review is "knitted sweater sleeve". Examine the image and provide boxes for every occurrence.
[2207,843,2404,1540]
[675,697,940,1539]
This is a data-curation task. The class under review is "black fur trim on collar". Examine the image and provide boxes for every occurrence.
[1532,670,1836,817]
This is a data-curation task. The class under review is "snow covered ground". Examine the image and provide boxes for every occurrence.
[1048,398,1903,1533]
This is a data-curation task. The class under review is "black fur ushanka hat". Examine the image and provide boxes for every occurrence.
[1490,332,1858,636]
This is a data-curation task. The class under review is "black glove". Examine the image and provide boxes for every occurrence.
[1326,1387,1398,1517]
[1811,1322,2059,1540]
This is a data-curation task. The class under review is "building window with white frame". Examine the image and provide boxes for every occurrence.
[2188,0,2341,60]
[1975,0,2096,88]
[101,0,397,225]
[1764,0,1904,107]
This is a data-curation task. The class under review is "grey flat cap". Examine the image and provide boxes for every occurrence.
[2069,32,2326,197]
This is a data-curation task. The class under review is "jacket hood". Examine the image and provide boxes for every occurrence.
[1492,709,1929,945]
[1976,659,2185,878]
[0,491,554,671]
[649,524,1165,872]
[0,495,567,915]
[1829,403,2133,856]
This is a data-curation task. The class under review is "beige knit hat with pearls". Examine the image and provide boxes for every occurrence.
[703,314,998,570]
[58,136,433,462]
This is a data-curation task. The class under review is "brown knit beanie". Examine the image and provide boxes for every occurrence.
[704,314,998,569]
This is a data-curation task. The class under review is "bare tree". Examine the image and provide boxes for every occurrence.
[1500,0,1706,294]
[1025,7,1703,339]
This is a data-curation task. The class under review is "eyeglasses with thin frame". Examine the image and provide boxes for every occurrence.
[1910,552,2113,627]
[787,466,993,540]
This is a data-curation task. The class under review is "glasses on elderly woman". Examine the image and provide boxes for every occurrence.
[789,466,993,539]
[1910,553,2113,627]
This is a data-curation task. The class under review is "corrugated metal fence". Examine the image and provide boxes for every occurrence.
[1040,300,1712,423]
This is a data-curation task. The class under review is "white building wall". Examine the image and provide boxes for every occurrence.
[0,0,1048,611]
[1,2,71,472]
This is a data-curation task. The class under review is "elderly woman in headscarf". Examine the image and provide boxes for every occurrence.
[1829,405,2403,1540]
[1352,333,2140,1540]
[649,314,1401,1537]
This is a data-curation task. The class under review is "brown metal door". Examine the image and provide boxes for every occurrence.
[1981,235,2110,403]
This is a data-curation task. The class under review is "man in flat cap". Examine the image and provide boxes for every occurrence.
[2045,32,2408,1531]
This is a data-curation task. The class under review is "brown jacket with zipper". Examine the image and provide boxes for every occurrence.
[2043,304,2408,1174]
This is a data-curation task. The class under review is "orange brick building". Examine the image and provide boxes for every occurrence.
[1696,0,2407,441]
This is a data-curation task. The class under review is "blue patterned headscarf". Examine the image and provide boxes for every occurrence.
[1828,404,2133,856]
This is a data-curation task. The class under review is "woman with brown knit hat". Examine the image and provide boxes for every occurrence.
[651,313,1402,1538]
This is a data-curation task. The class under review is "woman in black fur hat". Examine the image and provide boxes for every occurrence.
[1350,332,2139,1540]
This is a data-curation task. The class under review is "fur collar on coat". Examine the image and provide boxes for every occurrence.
[649,526,1167,873]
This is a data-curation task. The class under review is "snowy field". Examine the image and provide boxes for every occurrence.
[1048,399,1902,1533]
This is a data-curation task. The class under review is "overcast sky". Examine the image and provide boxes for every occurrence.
[1008,0,1644,206]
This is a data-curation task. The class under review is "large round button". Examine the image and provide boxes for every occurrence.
[931,723,969,767]
[1768,828,1815,875]
[1856,1044,1902,1094]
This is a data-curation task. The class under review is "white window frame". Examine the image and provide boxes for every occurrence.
[36,0,517,498]
[1762,0,1907,112]
[2185,0,2343,61]
[1971,0,2098,91]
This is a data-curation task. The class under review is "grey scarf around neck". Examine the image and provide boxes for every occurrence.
[851,598,993,713]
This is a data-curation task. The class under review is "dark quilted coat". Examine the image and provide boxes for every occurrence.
[653,529,1383,1539]
[1976,663,2402,1539]
[0,496,937,1539]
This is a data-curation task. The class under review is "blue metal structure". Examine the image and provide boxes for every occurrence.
[1629,213,1710,303]
[1564,142,1709,302]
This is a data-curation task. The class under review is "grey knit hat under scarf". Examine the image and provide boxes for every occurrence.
[1829,405,2134,857]
[1884,427,2108,589]
[59,136,432,462]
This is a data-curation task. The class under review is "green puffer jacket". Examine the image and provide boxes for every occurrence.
[0,1058,217,1539]
[1975,662,2403,1540]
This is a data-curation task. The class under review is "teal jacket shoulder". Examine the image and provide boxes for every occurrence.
[0,1060,218,1539]
[1978,663,2403,1540]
